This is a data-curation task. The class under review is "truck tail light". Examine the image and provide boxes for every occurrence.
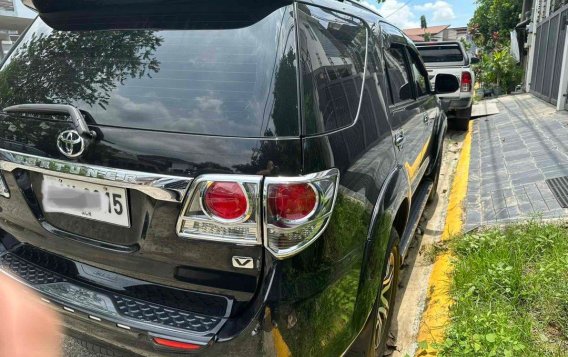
[176,169,339,258]
[461,71,472,92]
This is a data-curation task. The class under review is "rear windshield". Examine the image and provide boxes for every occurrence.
[0,8,299,137]
[417,44,464,63]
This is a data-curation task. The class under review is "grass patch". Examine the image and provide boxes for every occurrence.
[430,222,568,356]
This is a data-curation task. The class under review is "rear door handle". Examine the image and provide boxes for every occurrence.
[423,114,430,123]
[394,133,405,148]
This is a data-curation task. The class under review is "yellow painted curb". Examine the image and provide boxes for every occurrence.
[415,120,473,356]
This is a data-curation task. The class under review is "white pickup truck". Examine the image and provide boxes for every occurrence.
[416,41,479,130]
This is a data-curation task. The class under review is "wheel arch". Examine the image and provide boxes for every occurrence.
[343,165,411,355]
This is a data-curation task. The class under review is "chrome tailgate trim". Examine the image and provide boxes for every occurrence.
[0,149,192,202]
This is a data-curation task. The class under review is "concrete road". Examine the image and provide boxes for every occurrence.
[63,336,105,357]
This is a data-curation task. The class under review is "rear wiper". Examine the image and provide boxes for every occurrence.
[3,104,96,138]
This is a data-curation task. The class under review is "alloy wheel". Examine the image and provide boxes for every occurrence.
[373,249,397,351]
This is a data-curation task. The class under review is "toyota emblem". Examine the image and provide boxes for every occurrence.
[57,130,85,158]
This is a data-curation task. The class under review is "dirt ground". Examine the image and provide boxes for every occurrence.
[388,129,467,357]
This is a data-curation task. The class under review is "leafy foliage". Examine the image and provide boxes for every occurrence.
[468,0,523,49]
[476,47,523,93]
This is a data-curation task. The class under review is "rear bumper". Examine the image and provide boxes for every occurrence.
[440,96,473,111]
[0,236,271,356]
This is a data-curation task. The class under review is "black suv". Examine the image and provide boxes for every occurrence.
[0,0,458,356]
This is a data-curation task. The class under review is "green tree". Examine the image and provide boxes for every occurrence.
[420,15,428,30]
[469,0,523,49]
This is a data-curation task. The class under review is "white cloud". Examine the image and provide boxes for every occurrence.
[414,1,456,23]
[364,0,420,29]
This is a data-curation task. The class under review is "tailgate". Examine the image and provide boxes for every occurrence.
[0,3,299,313]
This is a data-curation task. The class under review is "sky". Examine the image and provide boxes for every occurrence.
[362,0,477,29]
[14,0,37,18]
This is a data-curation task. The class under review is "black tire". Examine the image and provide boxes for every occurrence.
[368,229,401,356]
[427,140,444,203]
[453,106,472,131]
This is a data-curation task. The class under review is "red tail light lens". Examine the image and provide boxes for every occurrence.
[203,182,248,221]
[153,337,201,351]
[461,71,472,92]
[268,183,317,222]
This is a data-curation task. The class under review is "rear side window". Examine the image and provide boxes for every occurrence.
[297,4,368,135]
[384,45,413,104]
[417,44,464,63]
[0,7,298,138]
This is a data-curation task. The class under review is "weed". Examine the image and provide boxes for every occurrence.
[435,222,568,356]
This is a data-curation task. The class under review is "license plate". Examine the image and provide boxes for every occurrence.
[42,176,130,227]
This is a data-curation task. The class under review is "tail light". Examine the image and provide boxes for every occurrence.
[176,175,262,244]
[152,337,201,351]
[461,71,472,92]
[264,170,339,258]
[203,182,249,221]
[176,169,340,258]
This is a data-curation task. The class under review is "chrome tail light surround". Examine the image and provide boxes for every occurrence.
[176,175,263,245]
[263,169,340,259]
[175,169,340,258]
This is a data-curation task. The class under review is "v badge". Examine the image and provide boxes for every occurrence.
[232,256,254,269]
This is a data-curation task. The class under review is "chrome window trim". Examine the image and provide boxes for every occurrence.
[176,174,263,245]
[0,149,192,202]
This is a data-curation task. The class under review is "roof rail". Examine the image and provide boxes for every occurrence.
[345,0,383,18]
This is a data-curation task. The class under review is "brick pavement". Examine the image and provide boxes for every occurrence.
[465,94,568,230]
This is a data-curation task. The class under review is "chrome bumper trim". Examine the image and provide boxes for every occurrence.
[0,149,192,202]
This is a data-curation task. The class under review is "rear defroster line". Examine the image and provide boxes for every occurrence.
[0,252,225,346]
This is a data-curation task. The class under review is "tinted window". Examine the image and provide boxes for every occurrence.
[381,22,407,44]
[408,49,429,97]
[384,45,412,104]
[417,44,464,63]
[0,8,299,137]
[297,4,367,134]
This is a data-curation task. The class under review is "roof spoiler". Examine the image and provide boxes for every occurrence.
[22,0,293,30]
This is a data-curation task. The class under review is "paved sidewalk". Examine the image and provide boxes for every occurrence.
[465,94,568,230]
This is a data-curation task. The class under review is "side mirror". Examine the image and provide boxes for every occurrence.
[470,57,480,64]
[435,73,460,94]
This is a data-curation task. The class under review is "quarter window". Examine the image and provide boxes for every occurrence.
[297,4,368,134]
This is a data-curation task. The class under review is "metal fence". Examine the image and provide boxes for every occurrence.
[530,4,568,105]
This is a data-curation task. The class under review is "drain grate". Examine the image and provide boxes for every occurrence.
[546,176,568,208]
